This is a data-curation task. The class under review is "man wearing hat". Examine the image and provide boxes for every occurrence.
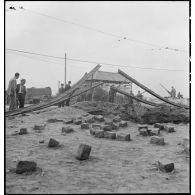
[58,83,66,107]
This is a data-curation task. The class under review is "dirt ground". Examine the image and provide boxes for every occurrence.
[6,106,190,194]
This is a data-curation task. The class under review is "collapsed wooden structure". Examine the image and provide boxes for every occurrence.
[6,65,189,117]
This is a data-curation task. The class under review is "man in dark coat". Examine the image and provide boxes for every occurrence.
[58,83,66,107]
[65,81,71,106]
[16,79,26,108]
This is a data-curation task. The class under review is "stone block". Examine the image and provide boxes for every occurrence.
[39,140,44,143]
[164,126,175,133]
[92,124,102,129]
[64,119,73,124]
[150,136,165,145]
[48,138,59,147]
[157,161,174,173]
[116,133,131,141]
[84,115,95,123]
[104,120,114,126]
[74,119,82,125]
[76,144,92,160]
[112,123,119,130]
[81,123,89,129]
[102,125,112,131]
[33,124,45,130]
[119,121,128,127]
[19,128,28,135]
[16,161,37,174]
[61,126,74,133]
[148,128,160,136]
[139,128,148,136]
[104,131,116,139]
[90,129,104,138]
[154,123,165,130]
[94,115,104,122]
[138,124,148,130]
[113,116,121,123]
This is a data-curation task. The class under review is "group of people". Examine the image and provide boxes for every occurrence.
[170,86,183,99]
[6,73,27,111]
[58,81,72,107]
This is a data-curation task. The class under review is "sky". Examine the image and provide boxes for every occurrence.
[5,1,189,97]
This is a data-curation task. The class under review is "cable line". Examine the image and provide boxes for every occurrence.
[6,48,188,72]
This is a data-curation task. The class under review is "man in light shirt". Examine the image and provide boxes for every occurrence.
[16,79,27,108]
[7,73,20,111]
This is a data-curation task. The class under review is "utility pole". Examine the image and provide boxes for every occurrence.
[65,52,66,86]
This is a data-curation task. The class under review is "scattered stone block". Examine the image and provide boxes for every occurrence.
[164,126,175,133]
[92,124,102,129]
[138,124,148,131]
[76,144,92,160]
[81,123,89,129]
[39,140,44,143]
[116,133,131,141]
[90,129,104,138]
[33,124,45,130]
[113,116,121,123]
[84,115,95,123]
[64,119,73,124]
[148,128,160,136]
[74,119,82,125]
[48,138,59,147]
[150,136,165,145]
[94,115,104,122]
[104,120,114,126]
[154,123,165,130]
[119,121,128,127]
[61,126,74,133]
[157,161,174,173]
[104,131,116,139]
[112,123,119,130]
[139,128,149,136]
[19,128,28,135]
[16,161,37,174]
[102,125,112,131]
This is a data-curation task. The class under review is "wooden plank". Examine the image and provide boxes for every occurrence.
[118,69,189,109]
[111,86,162,107]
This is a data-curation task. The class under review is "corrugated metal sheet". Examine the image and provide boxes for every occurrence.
[86,71,131,83]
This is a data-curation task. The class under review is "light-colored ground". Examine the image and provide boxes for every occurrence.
[6,106,190,194]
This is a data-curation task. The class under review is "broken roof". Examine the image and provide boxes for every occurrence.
[86,71,131,84]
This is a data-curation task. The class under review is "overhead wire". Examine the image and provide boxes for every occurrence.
[7,5,188,53]
[6,48,188,72]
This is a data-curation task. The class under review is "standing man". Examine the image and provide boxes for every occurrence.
[58,83,65,107]
[16,79,26,108]
[171,86,176,99]
[65,81,71,106]
[108,85,117,103]
[7,73,20,111]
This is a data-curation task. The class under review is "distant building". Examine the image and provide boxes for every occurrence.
[85,71,132,93]
[26,87,52,104]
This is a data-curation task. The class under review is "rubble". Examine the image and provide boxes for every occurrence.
[138,125,148,130]
[16,161,37,174]
[116,133,131,141]
[76,144,92,160]
[39,140,44,143]
[64,119,73,124]
[164,126,175,133]
[150,136,165,145]
[74,119,82,125]
[111,123,119,130]
[113,116,121,123]
[33,124,46,130]
[47,118,64,123]
[48,138,59,147]
[84,115,95,123]
[92,124,102,129]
